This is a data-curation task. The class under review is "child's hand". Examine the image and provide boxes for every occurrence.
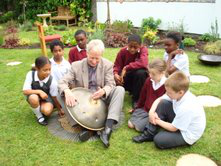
[128,109,134,113]
[39,91,48,99]
[149,112,158,125]
[114,74,123,86]
[170,49,184,57]
[121,67,127,82]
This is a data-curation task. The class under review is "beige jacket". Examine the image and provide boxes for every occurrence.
[58,58,116,98]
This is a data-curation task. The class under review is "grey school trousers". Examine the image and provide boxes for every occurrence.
[57,86,125,127]
[144,100,188,149]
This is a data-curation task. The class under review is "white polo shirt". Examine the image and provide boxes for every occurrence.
[164,52,190,77]
[151,76,167,90]
[50,57,71,82]
[23,71,58,97]
[162,91,206,145]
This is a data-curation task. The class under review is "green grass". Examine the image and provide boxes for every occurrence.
[0,47,221,166]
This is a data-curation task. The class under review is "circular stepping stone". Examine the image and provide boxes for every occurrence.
[48,111,125,142]
[190,75,210,83]
[197,95,221,107]
[7,61,22,66]
[176,154,217,166]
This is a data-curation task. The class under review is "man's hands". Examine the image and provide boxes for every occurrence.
[91,87,105,100]
[64,89,77,107]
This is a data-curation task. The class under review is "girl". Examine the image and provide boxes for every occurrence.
[128,58,167,132]
[163,31,190,77]
[23,56,63,125]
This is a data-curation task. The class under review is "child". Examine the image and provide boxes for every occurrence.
[163,32,190,77]
[128,58,167,132]
[132,71,206,149]
[23,56,64,125]
[49,40,71,82]
[68,29,87,64]
[113,34,148,105]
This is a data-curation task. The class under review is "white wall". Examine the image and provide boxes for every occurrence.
[97,1,221,35]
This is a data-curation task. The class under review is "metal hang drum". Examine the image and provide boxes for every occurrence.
[65,87,108,131]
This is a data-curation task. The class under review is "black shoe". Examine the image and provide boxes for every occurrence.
[37,117,48,126]
[100,127,112,148]
[132,133,153,143]
[79,130,91,142]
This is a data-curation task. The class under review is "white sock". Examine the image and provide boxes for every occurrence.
[32,106,44,122]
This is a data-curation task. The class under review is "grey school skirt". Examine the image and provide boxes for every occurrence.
[129,108,149,132]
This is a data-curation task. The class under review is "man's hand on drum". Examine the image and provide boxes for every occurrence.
[64,89,76,107]
[92,87,105,100]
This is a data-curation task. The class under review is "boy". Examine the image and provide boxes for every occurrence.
[68,30,87,64]
[49,40,71,83]
[113,34,148,106]
[164,32,190,77]
[132,71,206,149]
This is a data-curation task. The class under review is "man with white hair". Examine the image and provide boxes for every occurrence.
[58,39,125,148]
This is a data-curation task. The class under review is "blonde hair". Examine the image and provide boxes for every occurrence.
[148,58,167,73]
[87,39,105,54]
[165,71,189,92]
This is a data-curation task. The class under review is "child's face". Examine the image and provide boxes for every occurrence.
[149,68,165,83]
[37,64,51,80]
[128,41,141,55]
[52,45,64,60]
[165,86,184,101]
[75,34,87,49]
[164,38,179,54]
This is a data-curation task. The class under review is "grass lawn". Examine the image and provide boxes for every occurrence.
[0,47,221,166]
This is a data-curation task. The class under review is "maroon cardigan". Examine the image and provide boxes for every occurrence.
[68,46,87,64]
[113,46,148,75]
[136,78,166,112]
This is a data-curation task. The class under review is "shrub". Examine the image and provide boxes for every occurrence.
[143,27,159,45]
[141,17,161,31]
[89,29,105,41]
[54,25,67,31]
[3,26,19,48]
[105,31,128,48]
[0,35,3,46]
[44,26,56,35]
[62,30,76,46]
[111,20,133,33]
[203,40,221,55]
[19,21,33,31]
[167,19,187,36]
[95,21,106,31]
[183,37,196,47]
[0,11,14,23]
[18,38,31,46]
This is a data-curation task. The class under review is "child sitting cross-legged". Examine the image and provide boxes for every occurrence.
[128,58,167,132]
[132,71,206,149]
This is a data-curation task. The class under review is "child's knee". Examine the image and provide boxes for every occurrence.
[28,95,40,107]
[128,120,135,129]
[41,105,53,116]
[153,135,166,149]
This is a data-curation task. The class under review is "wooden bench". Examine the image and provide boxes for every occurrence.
[50,6,77,27]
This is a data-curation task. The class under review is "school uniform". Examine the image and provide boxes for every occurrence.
[68,45,87,64]
[23,70,58,104]
[50,57,71,82]
[113,46,148,102]
[143,91,206,149]
[164,52,190,77]
[129,76,166,131]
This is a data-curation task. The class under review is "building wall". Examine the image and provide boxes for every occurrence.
[96,0,221,35]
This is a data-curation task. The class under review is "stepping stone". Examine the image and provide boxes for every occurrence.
[6,61,22,66]
[190,75,210,83]
[176,154,217,166]
[197,95,221,107]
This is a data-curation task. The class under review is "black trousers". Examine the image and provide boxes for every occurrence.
[124,69,147,102]
[144,100,188,149]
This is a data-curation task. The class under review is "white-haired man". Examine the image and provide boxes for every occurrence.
[58,39,125,148]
